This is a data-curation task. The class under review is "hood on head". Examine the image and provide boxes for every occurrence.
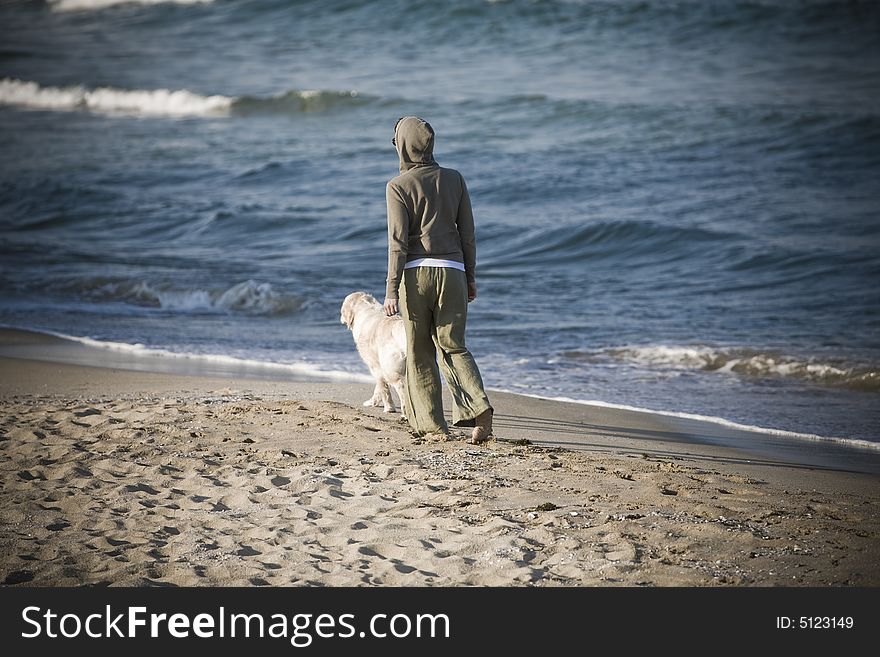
[393,116,436,173]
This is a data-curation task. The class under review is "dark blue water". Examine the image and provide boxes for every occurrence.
[1,0,879,446]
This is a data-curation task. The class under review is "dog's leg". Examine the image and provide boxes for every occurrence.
[364,382,383,408]
[392,380,406,420]
[377,379,396,413]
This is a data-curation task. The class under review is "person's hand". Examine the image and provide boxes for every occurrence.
[383,297,399,316]
[467,281,477,302]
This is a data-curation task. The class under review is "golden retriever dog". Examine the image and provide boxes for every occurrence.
[340,291,407,417]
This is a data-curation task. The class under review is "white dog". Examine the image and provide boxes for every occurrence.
[340,291,407,417]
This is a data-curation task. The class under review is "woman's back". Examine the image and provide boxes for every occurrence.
[387,164,471,263]
[385,117,475,302]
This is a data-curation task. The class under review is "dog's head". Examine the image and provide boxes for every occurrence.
[340,291,379,329]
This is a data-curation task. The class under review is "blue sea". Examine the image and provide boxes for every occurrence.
[1,0,878,447]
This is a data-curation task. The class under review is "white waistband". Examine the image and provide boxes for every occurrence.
[404,258,465,271]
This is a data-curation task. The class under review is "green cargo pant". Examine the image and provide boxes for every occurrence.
[398,266,492,435]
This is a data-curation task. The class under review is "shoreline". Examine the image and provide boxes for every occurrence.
[8,323,876,450]
[2,326,878,476]
[1,349,878,585]
[510,391,880,453]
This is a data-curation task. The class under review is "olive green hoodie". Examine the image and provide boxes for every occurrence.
[385,116,476,300]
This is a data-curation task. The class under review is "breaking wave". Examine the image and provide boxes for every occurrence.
[0,78,232,116]
[0,78,366,118]
[560,345,880,392]
[47,0,214,12]
[73,279,303,316]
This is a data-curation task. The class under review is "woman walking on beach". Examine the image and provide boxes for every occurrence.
[382,116,494,444]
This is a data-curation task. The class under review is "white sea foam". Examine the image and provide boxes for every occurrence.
[0,78,233,117]
[48,0,214,12]
[85,279,298,315]
[33,328,374,384]
[0,78,363,118]
[493,389,880,452]
[594,344,879,391]
[3,324,875,450]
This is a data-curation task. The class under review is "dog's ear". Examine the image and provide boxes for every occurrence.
[340,297,356,329]
[342,292,374,328]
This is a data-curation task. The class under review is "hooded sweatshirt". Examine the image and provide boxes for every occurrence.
[385,116,476,300]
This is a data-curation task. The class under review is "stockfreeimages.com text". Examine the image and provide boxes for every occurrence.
[21,605,450,646]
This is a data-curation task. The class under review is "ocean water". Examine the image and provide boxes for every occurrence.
[1,0,878,447]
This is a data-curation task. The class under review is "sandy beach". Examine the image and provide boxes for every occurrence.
[2,0,880,601]
[1,331,878,587]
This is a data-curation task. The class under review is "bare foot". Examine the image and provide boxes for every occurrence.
[469,409,494,444]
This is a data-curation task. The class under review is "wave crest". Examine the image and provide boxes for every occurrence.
[76,279,303,316]
[0,78,367,118]
[561,345,880,392]
[48,0,214,12]
[0,78,233,116]
[483,219,737,269]
[233,89,366,115]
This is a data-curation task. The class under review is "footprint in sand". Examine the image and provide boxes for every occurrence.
[600,533,638,563]
[3,571,35,585]
[18,470,45,481]
[125,483,160,495]
[358,546,385,559]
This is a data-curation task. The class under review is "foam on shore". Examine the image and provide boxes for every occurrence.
[0,326,372,384]
[498,390,879,453]
[3,325,874,454]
